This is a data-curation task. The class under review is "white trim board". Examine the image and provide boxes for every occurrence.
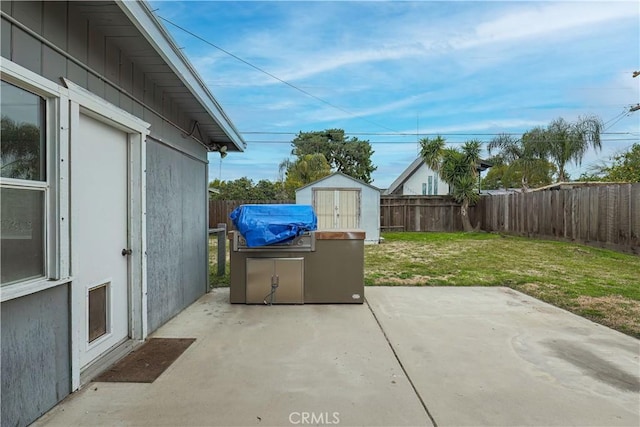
[65,78,149,390]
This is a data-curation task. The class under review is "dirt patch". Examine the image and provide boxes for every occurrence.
[575,295,640,336]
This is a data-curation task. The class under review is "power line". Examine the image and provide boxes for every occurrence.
[156,14,400,134]
[604,112,632,132]
[243,138,640,145]
[603,108,629,126]
[239,131,633,136]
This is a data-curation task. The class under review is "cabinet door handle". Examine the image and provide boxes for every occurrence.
[122,248,132,256]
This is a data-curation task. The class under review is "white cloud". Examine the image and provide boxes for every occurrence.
[452,2,639,50]
[310,93,430,123]
[410,119,549,135]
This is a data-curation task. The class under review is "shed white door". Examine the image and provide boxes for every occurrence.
[74,113,130,368]
[314,189,360,229]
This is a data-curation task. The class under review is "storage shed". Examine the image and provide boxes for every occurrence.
[0,2,244,426]
[296,172,380,244]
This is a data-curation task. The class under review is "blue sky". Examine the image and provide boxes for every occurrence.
[150,0,640,189]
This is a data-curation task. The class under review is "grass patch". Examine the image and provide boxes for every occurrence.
[208,235,230,288]
[366,232,640,338]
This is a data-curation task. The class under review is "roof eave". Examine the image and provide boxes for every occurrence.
[117,0,246,152]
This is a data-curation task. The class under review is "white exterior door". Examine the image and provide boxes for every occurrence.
[314,189,360,229]
[74,113,130,368]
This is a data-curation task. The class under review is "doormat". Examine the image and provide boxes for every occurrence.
[93,338,196,383]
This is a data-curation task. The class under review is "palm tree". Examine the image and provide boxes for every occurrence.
[487,133,553,191]
[420,137,481,232]
[527,116,603,182]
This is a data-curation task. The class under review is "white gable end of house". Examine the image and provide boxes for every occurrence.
[401,163,450,196]
[384,158,450,196]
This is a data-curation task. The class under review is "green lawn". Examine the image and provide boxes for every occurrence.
[366,232,640,338]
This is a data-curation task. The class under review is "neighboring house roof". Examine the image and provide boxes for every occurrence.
[104,1,245,152]
[295,172,381,192]
[384,157,493,195]
[384,157,424,195]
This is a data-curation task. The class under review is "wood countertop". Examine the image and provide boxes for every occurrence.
[314,230,366,240]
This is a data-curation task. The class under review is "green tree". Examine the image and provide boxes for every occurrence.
[604,144,640,182]
[279,153,331,198]
[525,116,603,182]
[420,136,481,232]
[290,129,376,183]
[579,144,640,183]
[1,116,43,180]
[208,178,288,201]
[486,133,554,190]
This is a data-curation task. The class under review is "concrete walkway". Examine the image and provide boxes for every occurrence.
[35,287,639,427]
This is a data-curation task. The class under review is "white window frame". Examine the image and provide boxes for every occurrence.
[0,59,71,302]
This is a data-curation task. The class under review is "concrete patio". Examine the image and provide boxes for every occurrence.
[35,287,639,426]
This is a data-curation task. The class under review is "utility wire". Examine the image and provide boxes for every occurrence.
[603,108,629,126]
[156,14,400,134]
[240,131,633,136]
[242,138,639,145]
[604,112,632,132]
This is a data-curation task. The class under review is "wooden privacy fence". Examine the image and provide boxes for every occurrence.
[209,200,294,230]
[209,184,639,253]
[380,196,479,232]
[476,183,640,253]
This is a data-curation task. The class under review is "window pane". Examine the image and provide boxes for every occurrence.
[1,81,46,181]
[1,187,45,285]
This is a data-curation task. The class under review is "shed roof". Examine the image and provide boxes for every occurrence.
[295,172,381,193]
[77,1,245,152]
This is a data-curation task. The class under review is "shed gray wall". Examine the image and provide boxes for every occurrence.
[1,285,71,427]
[146,139,208,332]
[296,174,380,243]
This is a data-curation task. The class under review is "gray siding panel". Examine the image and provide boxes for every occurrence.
[12,0,42,35]
[146,140,184,332]
[42,1,67,48]
[1,0,12,14]
[12,26,41,73]
[146,139,208,333]
[66,59,87,87]
[1,17,11,59]
[42,45,67,83]
[181,155,207,304]
[66,6,87,62]
[1,285,71,427]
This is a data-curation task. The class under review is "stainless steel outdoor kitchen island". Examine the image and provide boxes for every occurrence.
[229,230,365,304]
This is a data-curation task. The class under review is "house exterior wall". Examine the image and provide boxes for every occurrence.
[296,174,380,244]
[1,2,212,425]
[402,164,450,196]
[2,0,209,329]
[1,285,71,427]
[146,139,208,332]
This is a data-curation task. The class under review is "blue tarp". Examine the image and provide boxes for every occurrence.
[229,204,318,247]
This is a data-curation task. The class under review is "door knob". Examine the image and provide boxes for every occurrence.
[122,248,132,256]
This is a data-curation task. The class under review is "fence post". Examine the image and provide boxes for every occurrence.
[217,223,226,277]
